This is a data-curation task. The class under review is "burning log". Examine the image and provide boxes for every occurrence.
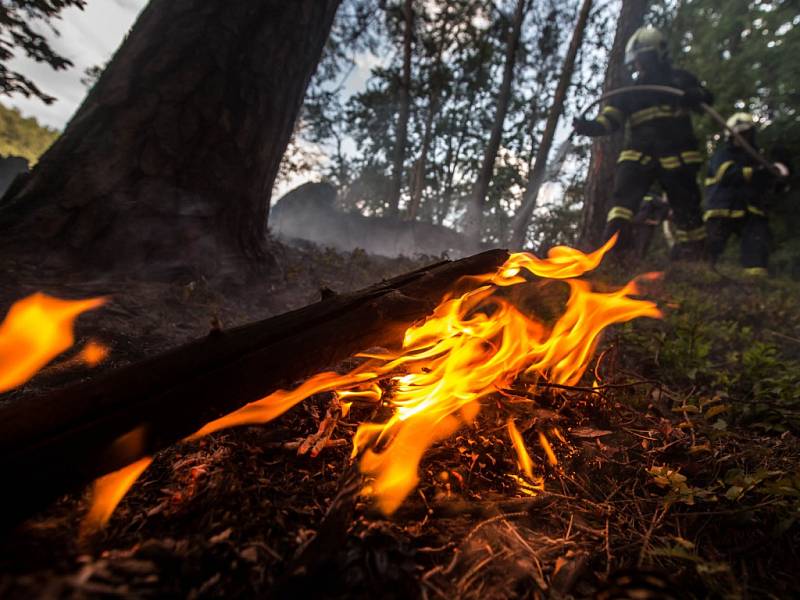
[0,250,509,529]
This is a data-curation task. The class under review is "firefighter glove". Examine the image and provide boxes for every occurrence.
[573,117,606,137]
[681,87,707,109]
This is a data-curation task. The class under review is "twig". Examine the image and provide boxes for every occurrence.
[504,379,659,397]
[677,498,782,517]
[765,329,800,346]
[604,516,612,575]
[502,519,548,590]
[638,505,669,567]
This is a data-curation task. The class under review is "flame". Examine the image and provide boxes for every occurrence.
[496,234,618,283]
[88,238,662,525]
[0,293,106,393]
[507,419,541,485]
[82,457,153,532]
[539,432,558,466]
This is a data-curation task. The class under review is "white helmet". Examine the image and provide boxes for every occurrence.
[726,112,756,135]
[625,27,670,66]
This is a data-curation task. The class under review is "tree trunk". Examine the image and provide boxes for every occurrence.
[509,0,593,248]
[436,108,469,225]
[387,0,414,217]
[577,0,647,248]
[0,0,341,275]
[407,97,437,220]
[463,0,527,245]
[407,6,452,221]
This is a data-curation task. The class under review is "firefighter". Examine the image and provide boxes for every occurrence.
[574,26,713,260]
[704,113,791,276]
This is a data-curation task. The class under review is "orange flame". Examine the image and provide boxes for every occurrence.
[82,457,153,532]
[88,238,662,524]
[507,419,541,485]
[0,293,106,393]
[538,432,558,466]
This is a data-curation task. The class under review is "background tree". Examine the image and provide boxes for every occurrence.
[283,0,614,249]
[509,0,594,247]
[0,0,86,104]
[387,0,414,217]
[0,0,342,275]
[463,0,528,244]
[0,103,58,163]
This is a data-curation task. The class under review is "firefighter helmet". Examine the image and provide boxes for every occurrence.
[625,27,670,67]
[726,112,756,135]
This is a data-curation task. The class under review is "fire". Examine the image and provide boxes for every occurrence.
[82,457,153,533]
[88,238,662,526]
[539,431,558,466]
[0,293,106,393]
[507,419,541,485]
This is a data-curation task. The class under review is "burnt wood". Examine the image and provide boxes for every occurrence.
[0,249,508,529]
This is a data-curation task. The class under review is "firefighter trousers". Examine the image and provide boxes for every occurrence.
[705,215,770,275]
[603,150,706,257]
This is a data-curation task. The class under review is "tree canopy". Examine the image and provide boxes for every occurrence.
[0,0,86,104]
[0,102,58,163]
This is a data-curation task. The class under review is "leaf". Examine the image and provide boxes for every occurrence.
[569,427,612,438]
[725,485,744,501]
[673,536,695,550]
[650,544,698,561]
[712,419,728,430]
[704,404,729,419]
[688,444,712,454]
[672,405,701,414]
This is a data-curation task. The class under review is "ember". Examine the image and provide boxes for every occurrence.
[86,235,660,523]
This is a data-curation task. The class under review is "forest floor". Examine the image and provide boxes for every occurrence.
[1,239,799,599]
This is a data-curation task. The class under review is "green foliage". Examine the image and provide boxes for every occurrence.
[0,103,58,164]
[622,272,800,433]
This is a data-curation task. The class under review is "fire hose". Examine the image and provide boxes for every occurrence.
[578,84,787,179]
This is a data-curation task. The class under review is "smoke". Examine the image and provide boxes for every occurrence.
[271,182,471,258]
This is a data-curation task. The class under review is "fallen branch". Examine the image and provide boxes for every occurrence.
[0,249,509,529]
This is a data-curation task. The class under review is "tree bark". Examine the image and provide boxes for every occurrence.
[0,249,509,529]
[387,0,414,217]
[509,0,594,248]
[577,0,647,248]
[435,108,469,225]
[407,96,437,220]
[407,6,452,221]
[0,0,341,275]
[463,0,527,245]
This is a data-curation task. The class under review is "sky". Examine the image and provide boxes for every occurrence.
[5,0,148,129]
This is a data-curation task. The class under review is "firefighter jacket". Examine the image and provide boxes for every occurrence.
[592,66,713,158]
[704,142,773,220]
